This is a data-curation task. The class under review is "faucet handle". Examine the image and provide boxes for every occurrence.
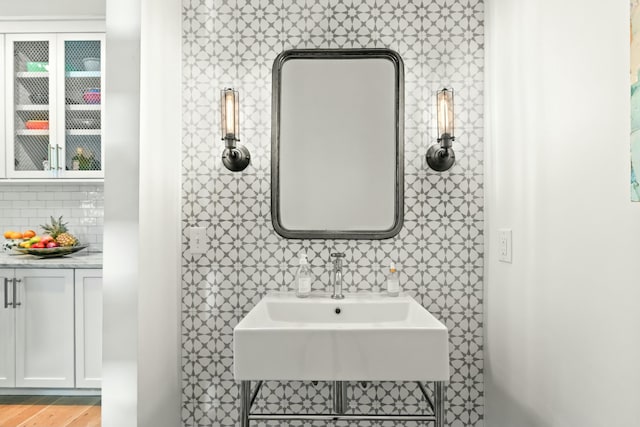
[330,252,346,258]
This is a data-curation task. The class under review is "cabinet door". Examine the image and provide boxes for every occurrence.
[14,269,74,388]
[0,269,15,387]
[74,269,102,388]
[5,34,59,178]
[57,34,104,178]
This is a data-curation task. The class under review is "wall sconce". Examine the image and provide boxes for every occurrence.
[426,88,455,172]
[220,88,250,171]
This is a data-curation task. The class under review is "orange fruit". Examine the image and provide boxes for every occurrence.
[9,231,23,239]
[23,230,36,239]
[3,231,13,239]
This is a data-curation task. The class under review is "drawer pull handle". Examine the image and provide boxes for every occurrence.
[56,146,63,171]
[13,278,21,307]
[3,278,11,308]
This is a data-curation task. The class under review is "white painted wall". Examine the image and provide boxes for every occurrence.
[0,0,104,17]
[103,0,181,426]
[485,0,640,426]
[103,0,140,424]
[0,0,181,423]
[137,0,182,424]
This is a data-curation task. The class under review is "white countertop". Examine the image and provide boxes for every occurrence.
[0,251,103,269]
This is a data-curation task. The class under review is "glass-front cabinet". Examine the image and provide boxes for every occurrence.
[5,33,104,179]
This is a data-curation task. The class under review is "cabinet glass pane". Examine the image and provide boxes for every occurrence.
[13,41,50,172]
[64,40,102,172]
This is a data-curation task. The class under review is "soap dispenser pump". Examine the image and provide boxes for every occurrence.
[386,262,400,297]
[296,253,312,298]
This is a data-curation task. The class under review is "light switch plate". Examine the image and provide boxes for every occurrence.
[498,229,512,263]
[189,227,207,254]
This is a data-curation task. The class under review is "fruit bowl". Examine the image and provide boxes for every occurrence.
[14,244,88,258]
[2,239,25,253]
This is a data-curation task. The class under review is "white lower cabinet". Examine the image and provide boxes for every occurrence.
[1,268,74,388]
[74,269,102,388]
[0,268,102,390]
[0,269,15,387]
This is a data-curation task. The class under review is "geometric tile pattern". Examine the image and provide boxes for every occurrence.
[182,1,484,426]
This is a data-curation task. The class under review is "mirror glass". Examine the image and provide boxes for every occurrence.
[271,49,404,239]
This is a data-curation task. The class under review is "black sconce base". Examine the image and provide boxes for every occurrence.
[222,145,251,172]
[426,144,455,172]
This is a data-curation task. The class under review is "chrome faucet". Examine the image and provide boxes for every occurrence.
[330,252,346,299]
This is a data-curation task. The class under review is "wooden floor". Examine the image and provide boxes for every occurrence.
[0,396,100,427]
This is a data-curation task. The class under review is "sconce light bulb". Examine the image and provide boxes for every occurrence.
[220,87,250,172]
[225,91,235,138]
[221,88,240,141]
[428,87,456,172]
[437,88,454,140]
[440,100,449,131]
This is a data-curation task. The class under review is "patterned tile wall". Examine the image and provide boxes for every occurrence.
[182,0,484,426]
[0,183,104,251]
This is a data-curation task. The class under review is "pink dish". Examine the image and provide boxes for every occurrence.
[83,92,101,104]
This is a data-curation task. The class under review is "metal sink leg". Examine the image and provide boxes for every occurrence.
[435,381,445,427]
[239,380,446,426]
[332,381,348,414]
[240,380,251,427]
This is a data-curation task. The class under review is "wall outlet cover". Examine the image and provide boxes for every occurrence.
[189,227,207,254]
[498,229,512,263]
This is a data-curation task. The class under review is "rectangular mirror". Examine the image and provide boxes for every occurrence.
[271,49,404,239]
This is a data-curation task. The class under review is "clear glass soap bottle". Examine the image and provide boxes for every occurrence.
[296,253,312,298]
[386,262,399,297]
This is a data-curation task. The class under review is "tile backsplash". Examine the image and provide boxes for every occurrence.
[0,183,104,251]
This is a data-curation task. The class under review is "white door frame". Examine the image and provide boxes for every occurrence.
[103,0,182,426]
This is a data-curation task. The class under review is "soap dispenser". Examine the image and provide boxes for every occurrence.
[386,262,400,297]
[296,253,312,298]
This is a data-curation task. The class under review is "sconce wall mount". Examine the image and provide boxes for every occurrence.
[220,88,250,172]
[222,145,251,172]
[426,88,456,172]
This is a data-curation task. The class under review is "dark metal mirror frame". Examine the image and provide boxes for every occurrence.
[271,48,405,240]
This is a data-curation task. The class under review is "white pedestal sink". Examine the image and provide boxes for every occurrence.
[234,293,449,381]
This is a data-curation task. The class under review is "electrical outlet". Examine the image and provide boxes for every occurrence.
[498,229,512,263]
[189,227,207,254]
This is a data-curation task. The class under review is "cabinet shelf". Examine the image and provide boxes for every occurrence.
[65,71,100,78]
[16,72,49,78]
[66,105,100,111]
[66,129,101,136]
[16,104,49,111]
[16,129,49,136]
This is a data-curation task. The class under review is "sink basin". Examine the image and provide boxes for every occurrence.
[233,293,449,381]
